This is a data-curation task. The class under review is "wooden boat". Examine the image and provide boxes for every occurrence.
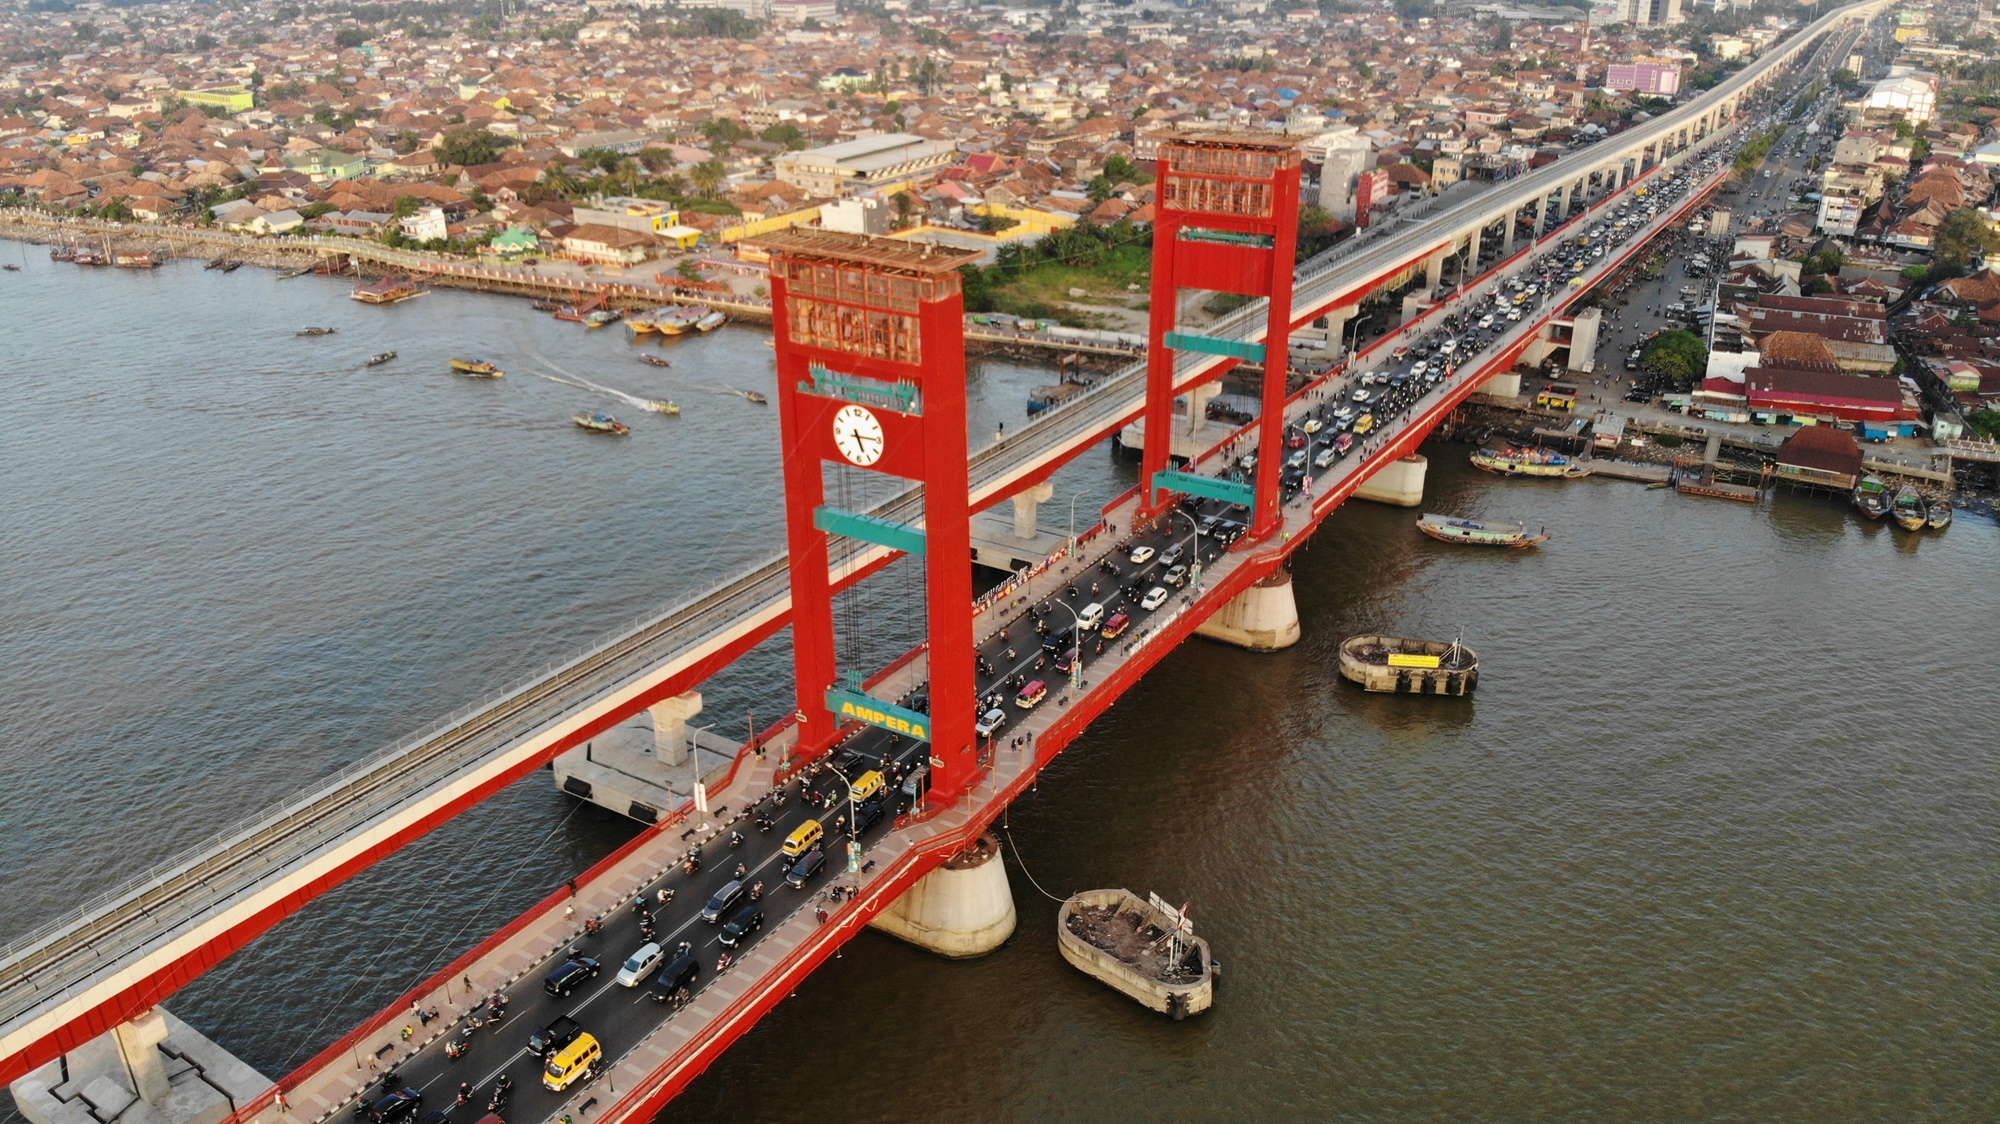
[638,355,672,368]
[530,300,564,312]
[296,326,337,337]
[583,309,623,328]
[366,352,397,367]
[205,257,226,270]
[112,249,162,269]
[449,358,503,377]
[1416,513,1548,548]
[743,390,768,405]
[1469,445,1591,478]
[1,264,18,272]
[1890,484,1927,531]
[351,277,424,304]
[655,305,707,336]
[1926,498,1953,530]
[643,399,680,415]
[694,310,727,332]
[1851,476,1891,520]
[573,411,630,435]
[222,260,243,272]
[278,266,313,279]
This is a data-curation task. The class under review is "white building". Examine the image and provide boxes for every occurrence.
[770,0,837,21]
[774,133,956,197]
[400,205,448,243]
[1864,75,1936,125]
[1310,127,1373,224]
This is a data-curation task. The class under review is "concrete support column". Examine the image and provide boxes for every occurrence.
[1184,381,1221,436]
[870,833,1017,958]
[1466,227,1483,273]
[649,690,703,768]
[1355,454,1428,508]
[115,1009,172,1106]
[1195,565,1301,651]
[1502,209,1517,254]
[1426,248,1450,290]
[1567,307,1603,373]
[1482,369,1523,397]
[1012,480,1055,540]
[1317,307,1353,360]
[12,1008,270,1124]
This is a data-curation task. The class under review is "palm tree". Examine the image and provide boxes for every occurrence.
[688,159,725,197]
[539,162,582,198]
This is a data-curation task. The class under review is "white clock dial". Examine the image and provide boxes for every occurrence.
[831,404,885,466]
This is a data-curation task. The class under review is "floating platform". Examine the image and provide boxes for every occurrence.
[1337,634,1479,695]
[1057,889,1214,1020]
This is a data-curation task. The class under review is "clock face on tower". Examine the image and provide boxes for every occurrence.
[830,403,885,466]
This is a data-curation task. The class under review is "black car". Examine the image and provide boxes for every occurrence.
[701,879,747,923]
[543,956,600,998]
[648,953,700,1003]
[527,1015,582,1058]
[362,1089,422,1124]
[718,906,765,948]
[785,847,826,888]
[851,799,885,834]
[1041,626,1075,656]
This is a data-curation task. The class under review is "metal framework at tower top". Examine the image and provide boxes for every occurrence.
[1141,131,1303,539]
[759,230,986,806]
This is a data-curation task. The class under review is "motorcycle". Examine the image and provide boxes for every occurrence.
[488,1076,512,1112]
[732,862,747,881]
[756,816,773,834]
[749,881,764,901]
[729,831,744,849]
[445,1038,468,1060]
[684,856,701,875]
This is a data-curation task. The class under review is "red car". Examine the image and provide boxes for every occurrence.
[1284,427,1307,449]
[1102,612,1130,639]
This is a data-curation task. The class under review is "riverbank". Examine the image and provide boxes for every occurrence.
[0,210,1140,364]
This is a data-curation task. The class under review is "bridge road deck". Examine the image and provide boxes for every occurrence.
[0,2,1868,1082]
[224,131,1743,1124]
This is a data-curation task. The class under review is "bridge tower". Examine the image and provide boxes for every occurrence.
[762,230,985,806]
[1139,132,1303,540]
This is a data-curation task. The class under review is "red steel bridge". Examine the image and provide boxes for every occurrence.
[2,5,1883,1118]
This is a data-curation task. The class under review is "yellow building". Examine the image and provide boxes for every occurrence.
[177,86,254,114]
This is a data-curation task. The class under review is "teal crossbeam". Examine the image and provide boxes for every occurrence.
[1164,331,1265,364]
[814,505,927,555]
[1151,470,1254,507]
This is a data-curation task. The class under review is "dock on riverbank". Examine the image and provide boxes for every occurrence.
[0,211,1137,365]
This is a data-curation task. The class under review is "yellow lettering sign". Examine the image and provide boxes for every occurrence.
[837,699,928,740]
[1387,653,1442,669]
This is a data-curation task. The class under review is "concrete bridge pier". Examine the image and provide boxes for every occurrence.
[1195,565,1301,651]
[1355,454,1428,508]
[869,833,1017,958]
[11,1008,269,1124]
[1012,480,1056,539]
[1425,249,1448,291]
[1483,369,1523,397]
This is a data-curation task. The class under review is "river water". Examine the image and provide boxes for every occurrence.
[2,255,1994,1121]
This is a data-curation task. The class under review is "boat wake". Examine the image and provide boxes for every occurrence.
[532,363,658,411]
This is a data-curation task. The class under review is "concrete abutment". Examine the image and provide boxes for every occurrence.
[1354,454,1428,508]
[11,1009,269,1124]
[869,833,1017,958]
[1194,565,1301,651]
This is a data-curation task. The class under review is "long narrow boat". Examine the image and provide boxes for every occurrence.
[638,355,672,368]
[1926,498,1954,530]
[1470,445,1591,479]
[1890,484,1927,531]
[694,310,727,333]
[296,326,337,337]
[655,305,708,336]
[1416,513,1549,548]
[1851,476,1891,520]
[573,411,630,435]
[366,351,397,367]
[449,358,503,377]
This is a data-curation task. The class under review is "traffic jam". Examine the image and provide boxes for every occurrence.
[342,111,1763,1124]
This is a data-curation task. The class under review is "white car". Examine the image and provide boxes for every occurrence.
[1477,315,1495,329]
[1303,418,1324,434]
[1409,361,1428,377]
[1351,388,1372,404]
[1140,586,1170,611]
[1128,545,1156,565]
[974,707,1007,737]
[616,942,665,987]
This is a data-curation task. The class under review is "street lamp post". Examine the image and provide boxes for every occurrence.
[1045,599,1084,690]
[1168,510,1203,590]
[690,722,715,832]
[818,759,865,894]
[1066,491,1093,555]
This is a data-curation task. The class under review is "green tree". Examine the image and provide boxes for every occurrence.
[334,28,369,49]
[676,258,703,281]
[392,195,422,218]
[1087,174,1114,202]
[538,162,583,197]
[1931,207,2000,276]
[1801,275,1835,295]
[688,159,726,196]
[432,125,506,168]
[1638,329,1707,390]
[1103,154,1147,184]
[760,123,807,148]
